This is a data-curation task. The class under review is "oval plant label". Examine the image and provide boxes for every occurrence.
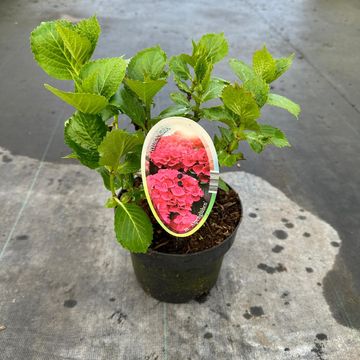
[141,116,219,237]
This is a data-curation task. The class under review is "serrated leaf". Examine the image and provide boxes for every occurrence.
[64,112,108,169]
[170,92,190,106]
[217,150,240,167]
[267,93,300,118]
[125,78,166,106]
[273,53,295,81]
[117,145,142,174]
[127,46,167,81]
[253,46,276,83]
[243,77,269,107]
[100,104,119,122]
[169,55,191,80]
[56,23,92,71]
[157,104,191,119]
[222,84,260,123]
[75,15,101,57]
[194,56,212,84]
[229,59,254,82]
[110,87,146,129]
[114,202,153,253]
[245,124,290,153]
[259,125,291,147]
[201,106,237,128]
[202,78,228,102]
[194,33,229,63]
[98,129,143,169]
[79,57,127,98]
[45,84,108,113]
[30,21,74,80]
[174,76,191,94]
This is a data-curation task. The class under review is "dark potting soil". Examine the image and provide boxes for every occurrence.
[142,188,242,254]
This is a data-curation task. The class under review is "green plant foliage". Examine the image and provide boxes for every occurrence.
[267,93,300,118]
[97,167,122,191]
[193,33,229,64]
[229,59,254,82]
[30,16,301,253]
[64,112,108,169]
[79,57,127,98]
[253,45,276,83]
[222,84,260,123]
[98,129,143,170]
[125,78,167,106]
[245,125,290,153]
[44,84,108,114]
[114,203,153,253]
[127,46,167,81]
[30,17,100,80]
[110,87,146,129]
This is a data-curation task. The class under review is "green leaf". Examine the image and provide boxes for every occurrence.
[97,167,122,191]
[98,129,143,169]
[258,124,291,147]
[75,15,101,57]
[127,46,167,81]
[170,92,190,106]
[44,84,108,114]
[194,33,229,63]
[229,59,254,82]
[169,55,191,80]
[100,104,119,122]
[243,77,269,107]
[222,84,260,122]
[253,46,276,83]
[174,76,191,94]
[105,197,117,208]
[30,21,74,80]
[110,87,146,129]
[194,56,212,84]
[202,77,228,102]
[79,57,127,98]
[114,202,153,253]
[245,124,290,153]
[267,93,300,118]
[274,53,294,81]
[125,78,166,106]
[64,112,108,169]
[217,150,240,167]
[157,104,191,119]
[117,145,142,174]
[55,23,92,71]
[201,106,237,128]
[218,177,230,192]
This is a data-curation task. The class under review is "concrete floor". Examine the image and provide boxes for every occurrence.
[0,0,360,358]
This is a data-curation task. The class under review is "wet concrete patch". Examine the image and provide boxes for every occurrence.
[258,263,287,274]
[272,230,288,240]
[271,245,284,253]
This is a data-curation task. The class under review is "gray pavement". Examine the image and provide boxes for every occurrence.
[1,0,360,358]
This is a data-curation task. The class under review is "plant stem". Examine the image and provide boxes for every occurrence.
[109,171,116,197]
[193,99,201,122]
[112,114,119,129]
[145,103,151,132]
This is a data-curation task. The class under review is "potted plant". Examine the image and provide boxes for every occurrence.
[30,16,300,303]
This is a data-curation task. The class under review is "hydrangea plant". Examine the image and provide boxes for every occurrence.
[30,16,300,253]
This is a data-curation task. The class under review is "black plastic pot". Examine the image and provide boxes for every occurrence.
[131,191,242,303]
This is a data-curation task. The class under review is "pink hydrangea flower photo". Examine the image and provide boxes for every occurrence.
[143,118,218,235]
